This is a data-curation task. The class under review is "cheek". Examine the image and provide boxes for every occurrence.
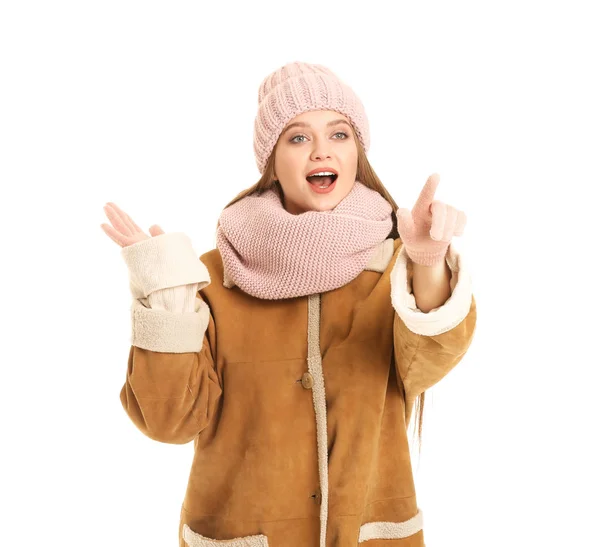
[276,153,303,178]
[342,151,358,175]
[341,142,358,163]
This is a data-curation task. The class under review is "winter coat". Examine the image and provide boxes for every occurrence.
[119,233,477,547]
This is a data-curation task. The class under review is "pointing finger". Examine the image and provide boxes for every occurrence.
[413,173,440,215]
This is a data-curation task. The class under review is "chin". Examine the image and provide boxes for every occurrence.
[314,200,339,212]
[304,194,338,211]
[293,182,348,213]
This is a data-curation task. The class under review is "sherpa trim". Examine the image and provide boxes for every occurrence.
[307,293,329,547]
[391,241,473,336]
[130,296,209,353]
[364,238,395,272]
[182,524,269,546]
[121,232,210,300]
[358,508,424,542]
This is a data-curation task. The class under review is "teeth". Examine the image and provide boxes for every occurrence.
[307,171,335,189]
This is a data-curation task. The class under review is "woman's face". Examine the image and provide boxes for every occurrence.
[273,110,359,214]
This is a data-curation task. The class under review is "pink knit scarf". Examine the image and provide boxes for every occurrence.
[216,181,393,300]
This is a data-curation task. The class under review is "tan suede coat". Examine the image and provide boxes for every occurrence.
[120,238,477,546]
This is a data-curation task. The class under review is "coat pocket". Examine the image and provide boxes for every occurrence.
[358,508,423,542]
[182,524,269,547]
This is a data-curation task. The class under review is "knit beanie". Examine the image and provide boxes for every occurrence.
[253,61,370,174]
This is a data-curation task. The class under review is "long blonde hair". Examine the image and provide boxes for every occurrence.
[218,124,426,449]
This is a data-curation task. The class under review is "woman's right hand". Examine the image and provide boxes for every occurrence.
[101,202,165,248]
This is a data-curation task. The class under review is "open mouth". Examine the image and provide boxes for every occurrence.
[306,173,338,188]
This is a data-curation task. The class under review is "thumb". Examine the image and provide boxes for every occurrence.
[149,224,165,237]
[395,208,415,240]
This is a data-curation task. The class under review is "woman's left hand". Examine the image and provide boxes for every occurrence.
[396,173,467,266]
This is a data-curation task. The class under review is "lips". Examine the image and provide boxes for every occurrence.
[306,167,339,177]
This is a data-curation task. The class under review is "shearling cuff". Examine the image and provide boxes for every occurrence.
[391,241,473,336]
[130,296,210,353]
[121,232,210,300]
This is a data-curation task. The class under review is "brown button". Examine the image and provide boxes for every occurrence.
[312,489,322,505]
[301,372,314,389]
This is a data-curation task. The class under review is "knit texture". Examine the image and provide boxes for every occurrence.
[253,61,370,174]
[147,283,198,313]
[216,181,393,300]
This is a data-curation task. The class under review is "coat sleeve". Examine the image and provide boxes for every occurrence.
[391,241,477,413]
[118,233,223,444]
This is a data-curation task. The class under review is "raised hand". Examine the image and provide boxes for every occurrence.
[396,173,467,266]
[101,202,165,248]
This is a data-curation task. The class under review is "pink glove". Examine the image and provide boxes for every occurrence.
[396,173,467,266]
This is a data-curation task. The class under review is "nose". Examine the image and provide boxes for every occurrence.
[310,138,333,162]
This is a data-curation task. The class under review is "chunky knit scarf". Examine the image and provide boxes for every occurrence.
[216,181,393,300]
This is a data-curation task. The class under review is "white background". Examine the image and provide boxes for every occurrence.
[1,1,599,546]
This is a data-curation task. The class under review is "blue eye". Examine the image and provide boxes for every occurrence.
[290,132,348,143]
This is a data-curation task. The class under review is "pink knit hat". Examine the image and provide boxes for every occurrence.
[253,61,370,174]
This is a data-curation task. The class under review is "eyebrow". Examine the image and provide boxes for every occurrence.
[282,119,351,135]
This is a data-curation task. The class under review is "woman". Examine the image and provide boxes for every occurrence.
[101,61,476,547]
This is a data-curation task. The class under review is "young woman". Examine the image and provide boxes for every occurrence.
[101,61,477,547]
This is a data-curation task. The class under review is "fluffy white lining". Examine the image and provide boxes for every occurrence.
[358,508,424,542]
[364,238,395,272]
[130,296,209,353]
[182,524,269,546]
[120,232,212,352]
[121,232,210,299]
[307,293,329,547]
[391,242,473,336]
